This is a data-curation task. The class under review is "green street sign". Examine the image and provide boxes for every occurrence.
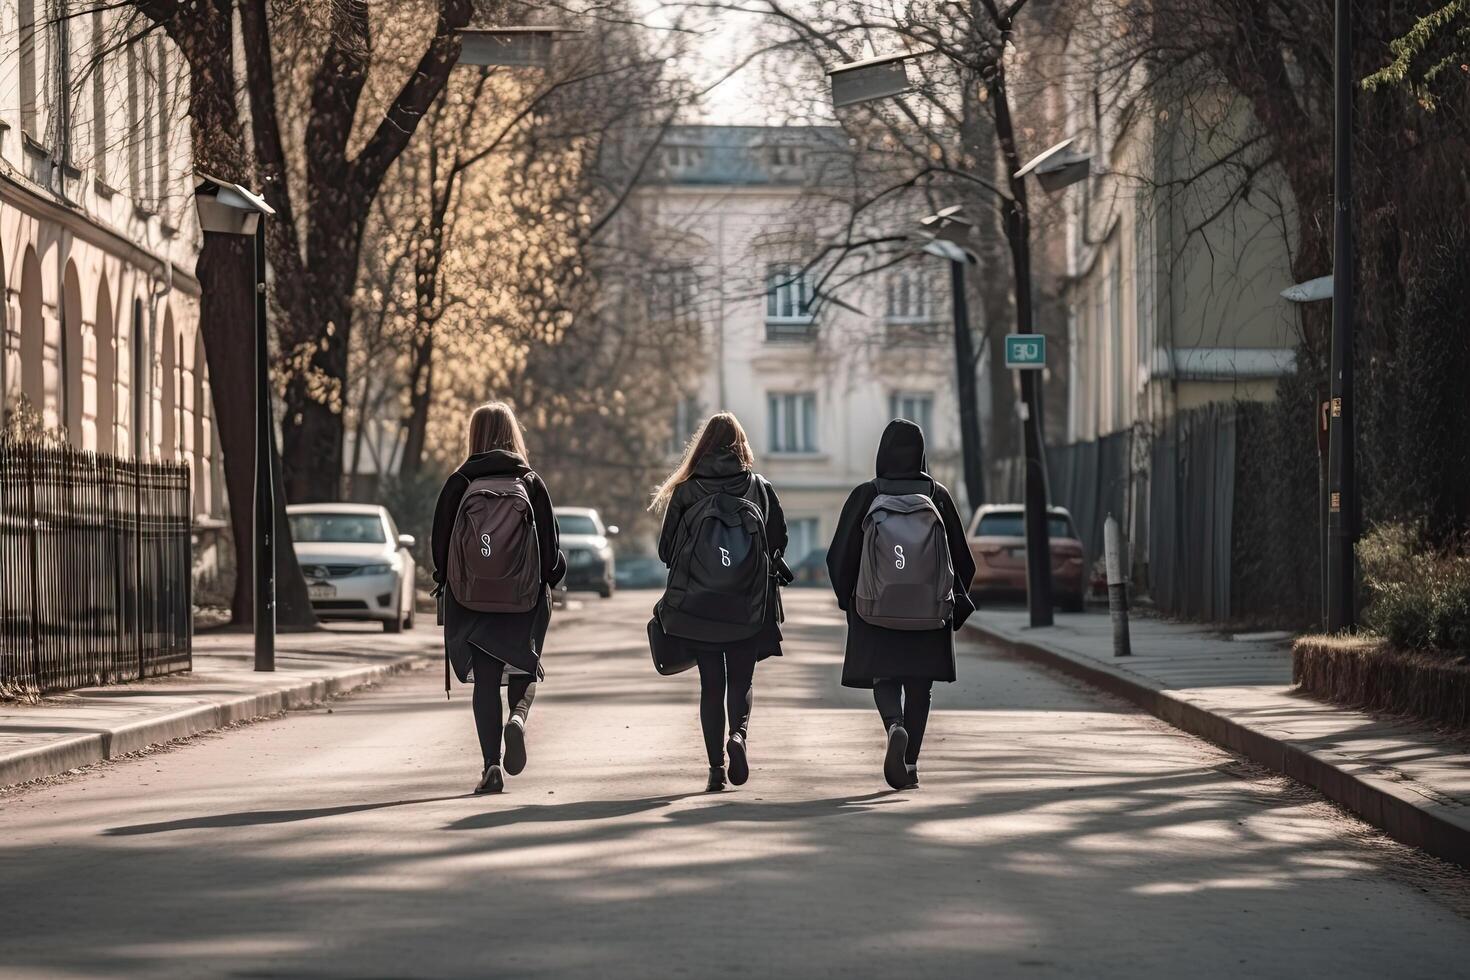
[1005,333,1046,370]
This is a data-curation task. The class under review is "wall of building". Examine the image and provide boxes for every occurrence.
[0,3,220,523]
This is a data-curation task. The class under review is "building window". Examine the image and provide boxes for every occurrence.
[768,392,817,453]
[765,263,815,341]
[890,392,934,434]
[1109,256,1124,428]
[1134,205,1155,394]
[885,269,943,343]
[19,0,39,139]
[661,144,703,170]
[785,517,819,565]
[649,265,699,322]
[767,145,804,168]
[91,10,108,181]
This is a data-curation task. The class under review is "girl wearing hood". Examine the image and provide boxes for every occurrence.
[432,402,566,794]
[652,412,788,792]
[827,418,976,789]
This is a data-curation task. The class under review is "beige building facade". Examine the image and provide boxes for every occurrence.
[0,2,220,520]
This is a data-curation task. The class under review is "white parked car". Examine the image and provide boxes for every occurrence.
[555,506,617,598]
[287,503,417,632]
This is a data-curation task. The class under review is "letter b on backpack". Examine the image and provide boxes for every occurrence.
[448,476,542,613]
[855,479,954,630]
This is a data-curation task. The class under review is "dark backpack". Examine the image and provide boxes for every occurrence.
[447,475,542,614]
[659,475,770,643]
[855,478,954,630]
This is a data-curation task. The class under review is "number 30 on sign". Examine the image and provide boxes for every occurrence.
[1005,334,1046,370]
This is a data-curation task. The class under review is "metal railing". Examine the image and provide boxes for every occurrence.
[0,439,192,694]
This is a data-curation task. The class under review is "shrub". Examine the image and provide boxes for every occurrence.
[1360,522,1470,651]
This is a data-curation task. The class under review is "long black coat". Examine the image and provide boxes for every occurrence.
[432,450,566,684]
[656,448,788,660]
[827,420,977,688]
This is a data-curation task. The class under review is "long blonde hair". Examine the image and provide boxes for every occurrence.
[650,411,753,512]
[467,402,529,461]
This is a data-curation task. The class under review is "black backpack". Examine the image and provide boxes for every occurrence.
[658,475,770,643]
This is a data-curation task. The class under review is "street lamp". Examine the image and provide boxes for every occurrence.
[826,49,931,108]
[454,26,582,68]
[917,206,985,509]
[195,174,277,672]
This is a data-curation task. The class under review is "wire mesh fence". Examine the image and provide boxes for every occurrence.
[0,439,192,695]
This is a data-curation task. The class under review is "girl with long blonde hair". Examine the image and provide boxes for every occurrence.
[652,411,788,792]
[432,402,565,794]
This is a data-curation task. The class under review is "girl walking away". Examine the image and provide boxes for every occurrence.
[432,402,565,795]
[827,419,976,790]
[652,412,788,792]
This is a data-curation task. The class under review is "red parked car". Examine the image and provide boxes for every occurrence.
[967,504,1087,612]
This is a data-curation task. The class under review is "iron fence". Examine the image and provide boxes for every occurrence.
[1,439,192,694]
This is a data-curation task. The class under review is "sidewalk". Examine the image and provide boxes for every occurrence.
[0,627,444,787]
[968,608,1470,869]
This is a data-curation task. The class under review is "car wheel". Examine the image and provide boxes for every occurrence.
[404,601,416,630]
[1059,593,1086,613]
[598,582,613,599]
[384,588,405,633]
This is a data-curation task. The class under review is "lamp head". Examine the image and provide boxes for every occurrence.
[194,173,273,235]
[455,27,581,67]
[827,50,931,108]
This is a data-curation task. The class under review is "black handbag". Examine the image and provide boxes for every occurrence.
[648,608,697,676]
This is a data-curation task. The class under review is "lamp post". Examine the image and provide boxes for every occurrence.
[195,175,277,671]
[1326,0,1356,632]
[918,207,985,511]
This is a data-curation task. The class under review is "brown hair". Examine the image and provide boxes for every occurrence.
[650,411,753,511]
[467,402,529,460]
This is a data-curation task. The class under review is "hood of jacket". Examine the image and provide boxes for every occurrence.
[875,419,929,479]
[689,446,753,493]
[457,449,531,481]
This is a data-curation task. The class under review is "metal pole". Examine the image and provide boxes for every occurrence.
[253,219,276,670]
[1326,0,1355,632]
[1020,368,1053,627]
[1104,513,1131,656]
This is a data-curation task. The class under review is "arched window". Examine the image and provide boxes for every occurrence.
[193,331,211,515]
[19,248,45,420]
[159,314,176,459]
[62,262,85,446]
[131,297,147,456]
[95,277,116,454]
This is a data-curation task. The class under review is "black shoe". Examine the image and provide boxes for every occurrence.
[706,766,727,792]
[904,764,919,788]
[475,764,505,794]
[726,734,749,786]
[883,724,910,790]
[504,717,527,776]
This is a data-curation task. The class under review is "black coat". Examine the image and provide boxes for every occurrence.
[656,448,788,660]
[827,420,977,688]
[432,450,566,684]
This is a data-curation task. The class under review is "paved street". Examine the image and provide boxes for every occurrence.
[3,591,1470,979]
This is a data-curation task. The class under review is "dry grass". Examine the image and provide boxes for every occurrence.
[1294,635,1470,729]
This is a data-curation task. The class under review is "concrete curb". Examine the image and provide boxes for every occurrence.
[967,621,1470,871]
[1,653,434,788]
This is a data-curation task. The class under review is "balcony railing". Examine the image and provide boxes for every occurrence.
[765,316,817,342]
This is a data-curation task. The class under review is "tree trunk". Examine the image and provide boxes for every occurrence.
[279,275,354,503]
[399,327,434,478]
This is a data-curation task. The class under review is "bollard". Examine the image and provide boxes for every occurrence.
[1104,514,1132,657]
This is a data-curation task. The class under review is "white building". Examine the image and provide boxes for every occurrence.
[631,125,964,566]
[0,4,220,520]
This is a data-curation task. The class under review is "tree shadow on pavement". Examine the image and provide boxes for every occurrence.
[103,796,467,835]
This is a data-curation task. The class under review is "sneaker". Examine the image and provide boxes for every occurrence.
[883,724,910,790]
[475,764,505,794]
[726,733,749,786]
[705,766,727,792]
[504,717,528,776]
[904,763,919,788]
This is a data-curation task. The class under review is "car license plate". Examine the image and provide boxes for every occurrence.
[308,582,336,599]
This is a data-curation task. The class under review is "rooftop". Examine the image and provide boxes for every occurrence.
[641,125,851,188]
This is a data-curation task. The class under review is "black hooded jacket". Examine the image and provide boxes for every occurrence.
[826,420,977,687]
[432,450,566,684]
[656,447,788,658]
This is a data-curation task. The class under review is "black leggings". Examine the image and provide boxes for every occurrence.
[873,678,933,765]
[695,650,757,768]
[472,652,537,767]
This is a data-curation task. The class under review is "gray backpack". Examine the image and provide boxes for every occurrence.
[447,475,542,613]
[855,478,955,630]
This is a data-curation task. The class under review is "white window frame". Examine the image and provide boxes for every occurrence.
[890,391,935,435]
[767,391,818,454]
[765,263,815,324]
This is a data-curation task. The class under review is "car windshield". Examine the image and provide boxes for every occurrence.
[289,513,385,544]
[557,514,600,536]
[976,513,1074,539]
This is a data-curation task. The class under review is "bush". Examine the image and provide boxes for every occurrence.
[1360,522,1470,651]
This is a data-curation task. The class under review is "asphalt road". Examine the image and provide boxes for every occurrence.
[3,590,1469,979]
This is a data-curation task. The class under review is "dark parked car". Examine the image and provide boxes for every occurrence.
[967,505,1087,612]
[615,555,666,590]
